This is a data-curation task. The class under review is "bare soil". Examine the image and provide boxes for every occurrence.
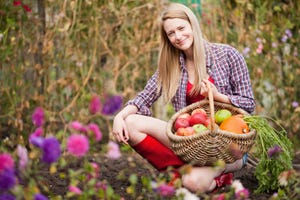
[45,150,300,199]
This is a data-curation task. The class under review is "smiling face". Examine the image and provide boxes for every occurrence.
[163,18,194,52]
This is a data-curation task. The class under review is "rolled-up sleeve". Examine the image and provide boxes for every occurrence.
[227,47,255,113]
[126,71,161,116]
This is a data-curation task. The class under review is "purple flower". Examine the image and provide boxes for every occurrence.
[0,153,14,172]
[285,29,292,38]
[106,141,121,160]
[101,95,122,115]
[235,188,250,199]
[281,35,288,43]
[32,107,45,127]
[34,193,48,200]
[89,95,102,114]
[17,145,28,169]
[87,123,102,142]
[292,101,299,108]
[41,137,61,164]
[154,184,175,197]
[0,193,15,200]
[268,145,282,158]
[0,169,16,190]
[242,47,250,57]
[29,136,45,148]
[67,134,89,157]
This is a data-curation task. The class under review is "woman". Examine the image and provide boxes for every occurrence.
[112,3,255,193]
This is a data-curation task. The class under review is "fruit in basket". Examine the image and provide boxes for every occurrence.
[191,108,207,117]
[189,112,207,126]
[215,109,232,124]
[176,127,195,136]
[174,117,190,131]
[193,124,208,133]
[177,112,191,121]
[219,115,249,134]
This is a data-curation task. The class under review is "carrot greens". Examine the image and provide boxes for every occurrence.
[243,115,294,193]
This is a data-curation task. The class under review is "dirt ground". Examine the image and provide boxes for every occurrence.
[45,152,300,200]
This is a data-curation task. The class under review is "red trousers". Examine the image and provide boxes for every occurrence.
[132,135,185,171]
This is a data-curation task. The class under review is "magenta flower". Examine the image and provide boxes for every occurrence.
[34,193,48,200]
[41,137,61,164]
[31,127,43,137]
[235,188,250,200]
[87,123,102,142]
[17,145,28,169]
[32,107,45,127]
[89,95,102,114]
[267,145,282,158]
[69,121,87,133]
[154,183,175,197]
[87,162,100,180]
[106,141,121,160]
[0,153,14,172]
[102,95,122,115]
[0,169,16,190]
[13,1,22,6]
[69,185,82,194]
[67,134,89,157]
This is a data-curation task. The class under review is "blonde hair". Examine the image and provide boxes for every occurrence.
[158,3,207,103]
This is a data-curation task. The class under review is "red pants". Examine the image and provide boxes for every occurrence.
[132,135,185,171]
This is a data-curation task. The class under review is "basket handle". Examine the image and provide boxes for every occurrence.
[206,83,216,132]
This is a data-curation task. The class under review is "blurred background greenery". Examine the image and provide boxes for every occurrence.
[0,0,299,149]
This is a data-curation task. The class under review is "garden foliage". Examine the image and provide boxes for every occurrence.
[0,0,300,199]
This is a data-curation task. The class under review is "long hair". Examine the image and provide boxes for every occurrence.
[157,3,207,103]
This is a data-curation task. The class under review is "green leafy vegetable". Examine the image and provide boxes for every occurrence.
[243,115,294,193]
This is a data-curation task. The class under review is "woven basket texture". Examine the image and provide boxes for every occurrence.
[166,99,257,166]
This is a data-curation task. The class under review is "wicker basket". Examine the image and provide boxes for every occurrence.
[166,86,256,166]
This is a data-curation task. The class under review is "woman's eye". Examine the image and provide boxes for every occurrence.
[167,32,174,37]
[179,26,184,30]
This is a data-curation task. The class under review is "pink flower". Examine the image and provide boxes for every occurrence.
[154,183,175,197]
[87,123,102,141]
[106,141,121,160]
[89,95,102,114]
[87,162,100,180]
[22,4,31,12]
[17,145,28,169]
[69,121,86,132]
[69,185,82,194]
[31,127,43,137]
[0,153,14,172]
[232,180,250,200]
[67,134,89,157]
[13,1,22,6]
[32,107,45,127]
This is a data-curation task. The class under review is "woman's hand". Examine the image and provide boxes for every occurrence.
[112,113,129,144]
[112,105,138,144]
[201,79,231,104]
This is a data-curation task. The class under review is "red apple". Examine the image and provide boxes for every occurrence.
[177,112,191,121]
[174,117,190,131]
[189,113,207,126]
[184,127,195,136]
[191,108,207,117]
[175,127,186,136]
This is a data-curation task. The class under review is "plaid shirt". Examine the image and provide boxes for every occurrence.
[127,41,255,116]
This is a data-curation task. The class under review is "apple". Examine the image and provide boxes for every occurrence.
[177,112,191,121]
[215,109,232,124]
[175,127,186,136]
[191,108,207,117]
[193,124,208,133]
[189,112,207,126]
[184,126,195,136]
[174,117,190,131]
